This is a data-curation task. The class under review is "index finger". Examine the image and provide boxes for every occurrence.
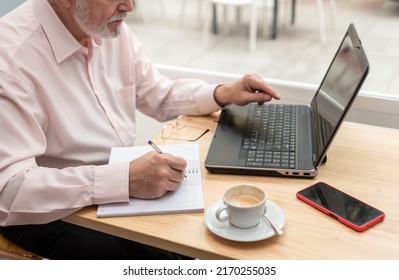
[246,76,280,100]
[164,154,187,173]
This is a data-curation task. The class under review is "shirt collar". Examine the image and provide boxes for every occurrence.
[33,0,102,64]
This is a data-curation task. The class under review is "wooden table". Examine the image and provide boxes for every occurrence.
[64,114,399,259]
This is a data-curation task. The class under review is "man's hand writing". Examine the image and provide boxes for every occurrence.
[128,152,187,199]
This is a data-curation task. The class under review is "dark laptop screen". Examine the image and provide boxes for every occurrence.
[311,24,369,166]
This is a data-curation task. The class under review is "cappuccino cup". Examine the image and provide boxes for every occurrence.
[215,185,266,229]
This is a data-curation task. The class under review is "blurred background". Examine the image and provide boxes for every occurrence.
[2,0,398,144]
[127,0,398,96]
[126,0,399,144]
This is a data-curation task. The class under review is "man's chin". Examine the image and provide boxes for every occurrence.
[94,28,122,39]
[103,23,123,38]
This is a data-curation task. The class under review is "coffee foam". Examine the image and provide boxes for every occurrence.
[229,195,261,207]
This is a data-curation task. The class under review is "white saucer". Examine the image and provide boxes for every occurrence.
[204,199,285,242]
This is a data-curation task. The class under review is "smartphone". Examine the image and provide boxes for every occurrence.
[296,182,385,232]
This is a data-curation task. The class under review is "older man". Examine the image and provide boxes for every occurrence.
[0,0,279,259]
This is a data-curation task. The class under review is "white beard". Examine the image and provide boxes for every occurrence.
[73,0,127,39]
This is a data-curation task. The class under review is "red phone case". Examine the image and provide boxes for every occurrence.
[296,182,385,232]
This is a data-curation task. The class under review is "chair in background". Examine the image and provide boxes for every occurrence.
[202,0,267,51]
[201,0,337,50]
[202,0,298,51]
[288,0,336,42]
[315,0,337,42]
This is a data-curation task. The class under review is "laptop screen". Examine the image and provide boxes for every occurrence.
[311,24,369,166]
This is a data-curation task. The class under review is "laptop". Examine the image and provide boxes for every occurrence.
[204,23,370,178]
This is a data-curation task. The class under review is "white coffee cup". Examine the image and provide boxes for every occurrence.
[215,185,266,229]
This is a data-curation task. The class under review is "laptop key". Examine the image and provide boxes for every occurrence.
[282,144,290,151]
[263,163,281,168]
[246,162,263,167]
[266,145,281,151]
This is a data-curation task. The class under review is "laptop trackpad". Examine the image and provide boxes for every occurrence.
[205,116,245,166]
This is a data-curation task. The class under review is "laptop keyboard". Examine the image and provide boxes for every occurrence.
[241,104,297,169]
[319,114,335,147]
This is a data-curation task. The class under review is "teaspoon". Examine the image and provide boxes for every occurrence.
[262,208,284,236]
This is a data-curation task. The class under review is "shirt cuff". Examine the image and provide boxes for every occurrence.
[195,84,222,114]
[92,162,130,205]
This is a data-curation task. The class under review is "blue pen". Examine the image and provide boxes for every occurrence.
[148,140,187,178]
[148,140,163,154]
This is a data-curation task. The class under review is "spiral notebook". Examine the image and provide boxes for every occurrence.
[96,143,204,217]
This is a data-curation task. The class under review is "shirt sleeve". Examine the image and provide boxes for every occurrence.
[0,74,129,226]
[127,32,222,122]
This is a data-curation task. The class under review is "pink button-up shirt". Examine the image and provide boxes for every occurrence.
[0,0,220,226]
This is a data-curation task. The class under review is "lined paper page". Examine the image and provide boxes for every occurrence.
[96,143,204,217]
